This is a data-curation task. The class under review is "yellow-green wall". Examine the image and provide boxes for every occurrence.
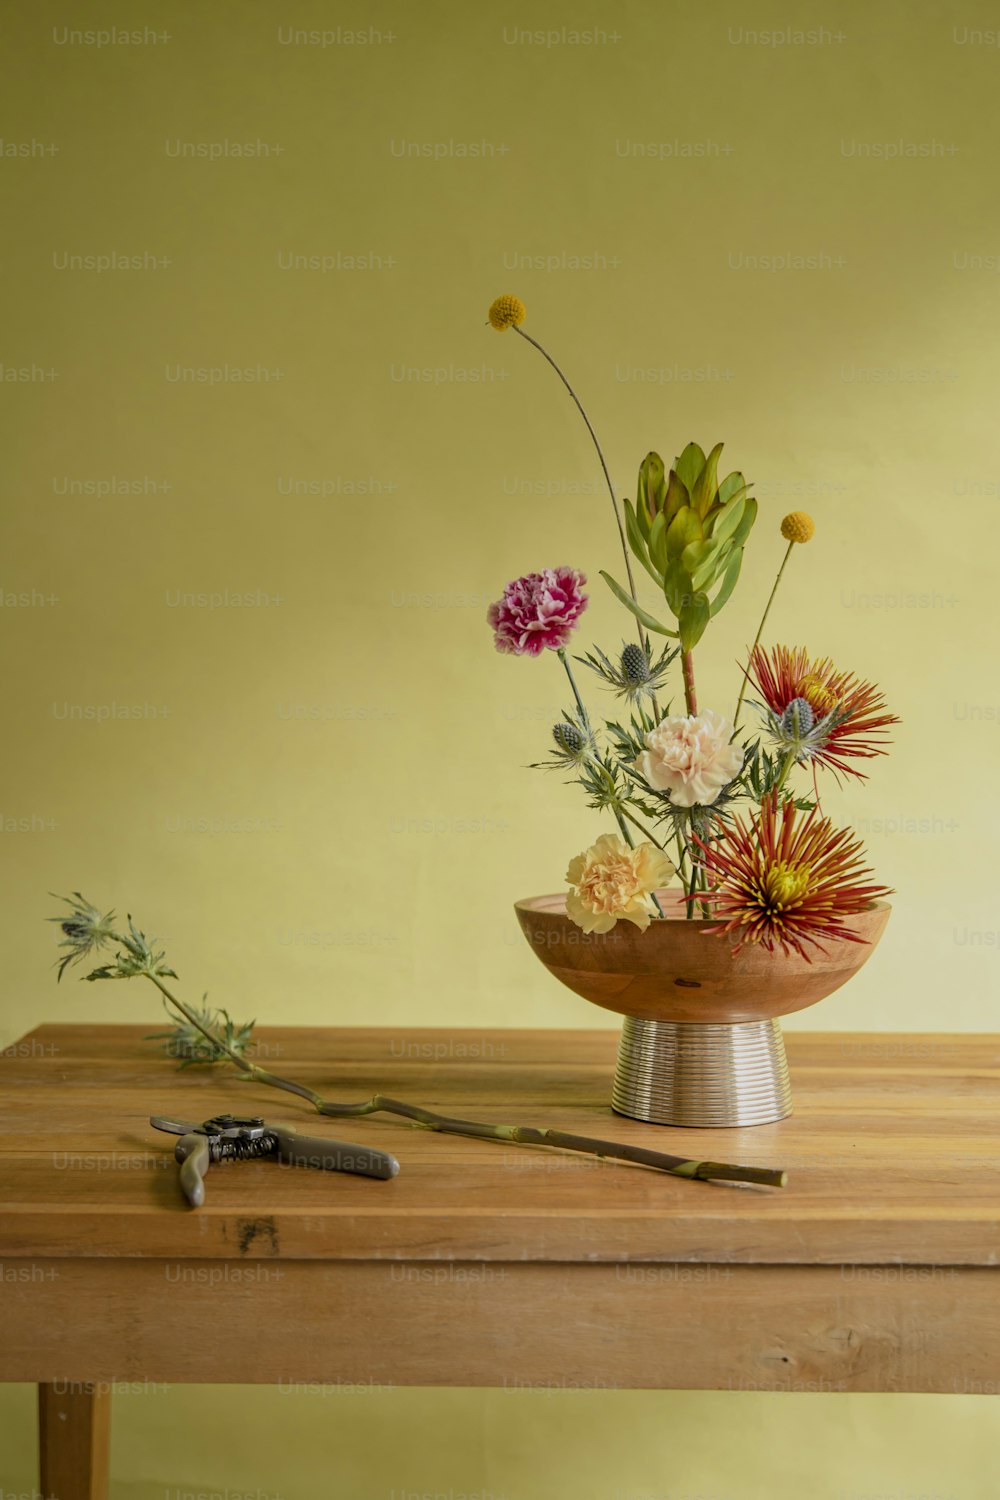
[2,0,996,1494]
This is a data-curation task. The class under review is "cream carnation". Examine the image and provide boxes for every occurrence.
[636,709,744,808]
[565,834,674,935]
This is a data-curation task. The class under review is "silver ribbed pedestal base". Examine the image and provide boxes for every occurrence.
[613,1016,792,1127]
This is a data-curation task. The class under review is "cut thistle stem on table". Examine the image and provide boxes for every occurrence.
[48,893,787,1189]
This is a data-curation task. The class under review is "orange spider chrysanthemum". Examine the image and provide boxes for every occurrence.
[693,794,892,960]
[747,644,898,781]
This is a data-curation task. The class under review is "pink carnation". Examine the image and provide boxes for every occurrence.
[487,567,588,656]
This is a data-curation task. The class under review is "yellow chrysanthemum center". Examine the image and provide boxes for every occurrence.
[488,294,526,331]
[780,511,815,544]
[761,860,813,912]
[799,670,839,715]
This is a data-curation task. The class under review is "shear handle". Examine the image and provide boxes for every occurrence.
[270,1125,398,1180]
[175,1132,212,1207]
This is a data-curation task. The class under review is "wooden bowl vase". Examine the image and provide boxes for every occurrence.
[515,890,890,1127]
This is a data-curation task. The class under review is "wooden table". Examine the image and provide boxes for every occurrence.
[1,1024,998,1498]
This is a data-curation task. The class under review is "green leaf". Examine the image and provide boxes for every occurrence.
[637,452,666,526]
[685,539,728,593]
[681,538,719,578]
[709,545,744,616]
[664,469,689,524]
[624,499,662,583]
[626,493,650,547]
[662,559,694,616]
[718,471,747,507]
[648,510,669,574]
[678,593,711,652]
[665,505,703,560]
[600,572,678,636]
[147,998,256,1068]
[729,495,758,550]
[691,441,724,518]
[674,442,706,495]
[709,495,746,546]
[624,496,645,553]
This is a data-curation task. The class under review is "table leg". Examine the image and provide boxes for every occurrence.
[38,1383,110,1500]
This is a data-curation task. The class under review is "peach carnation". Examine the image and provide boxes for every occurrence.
[636,709,744,808]
[565,834,674,935]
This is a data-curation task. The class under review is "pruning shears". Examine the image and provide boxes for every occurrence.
[150,1112,399,1207]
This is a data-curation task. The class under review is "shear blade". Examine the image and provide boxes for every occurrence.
[149,1115,199,1135]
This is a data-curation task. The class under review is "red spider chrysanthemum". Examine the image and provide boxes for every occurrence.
[747,644,898,780]
[692,793,892,960]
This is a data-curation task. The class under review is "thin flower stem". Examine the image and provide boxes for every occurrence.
[608,808,667,917]
[695,854,711,921]
[674,830,689,882]
[144,975,783,1186]
[513,324,647,653]
[686,838,701,919]
[558,650,665,918]
[558,647,588,721]
[619,804,670,852]
[672,817,705,920]
[772,751,797,798]
[145,973,325,1108]
[734,539,795,728]
[316,1101,787,1187]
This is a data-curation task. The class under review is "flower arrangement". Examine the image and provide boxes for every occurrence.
[486,295,897,959]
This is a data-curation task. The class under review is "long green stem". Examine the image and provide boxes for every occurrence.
[619,804,670,852]
[772,751,797,798]
[142,974,783,1187]
[686,833,701,919]
[694,851,710,921]
[146,973,324,1108]
[674,830,690,882]
[558,650,665,918]
[734,539,795,728]
[513,324,648,654]
[558,647,588,721]
[510,323,671,731]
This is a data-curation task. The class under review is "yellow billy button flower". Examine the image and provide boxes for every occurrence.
[780,511,816,544]
[565,833,674,935]
[488,293,526,331]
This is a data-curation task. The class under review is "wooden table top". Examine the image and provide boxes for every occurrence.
[2,1024,998,1267]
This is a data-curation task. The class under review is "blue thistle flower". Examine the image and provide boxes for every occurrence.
[552,722,584,756]
[620,643,651,687]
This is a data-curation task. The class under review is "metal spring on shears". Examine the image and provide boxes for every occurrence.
[210,1132,278,1162]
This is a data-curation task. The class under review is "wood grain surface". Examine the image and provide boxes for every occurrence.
[38,1381,110,1500]
[0,1024,997,1266]
[0,1024,998,1397]
[4,1259,997,1393]
[515,892,891,1022]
